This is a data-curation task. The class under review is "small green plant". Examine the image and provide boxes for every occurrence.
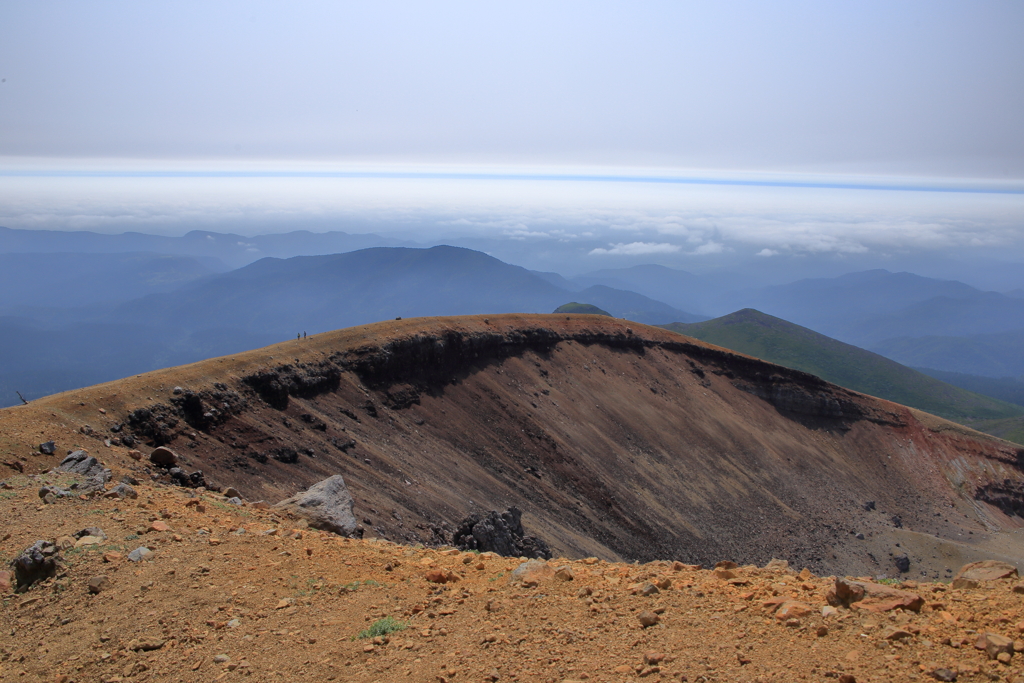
[341,579,381,593]
[877,577,901,585]
[356,616,407,640]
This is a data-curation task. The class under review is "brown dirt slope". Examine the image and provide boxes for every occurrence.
[4,481,1024,683]
[3,314,1024,579]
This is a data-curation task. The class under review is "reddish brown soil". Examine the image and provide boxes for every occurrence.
[4,480,1024,683]
[2,314,1024,580]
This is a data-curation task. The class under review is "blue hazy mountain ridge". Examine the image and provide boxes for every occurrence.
[0,246,700,407]
[915,368,1024,408]
[874,329,1024,379]
[569,264,712,316]
[0,252,226,312]
[115,246,701,334]
[0,315,280,406]
[0,226,409,269]
[731,270,1024,347]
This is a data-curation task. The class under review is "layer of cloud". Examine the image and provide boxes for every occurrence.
[589,242,682,256]
[1,164,1022,264]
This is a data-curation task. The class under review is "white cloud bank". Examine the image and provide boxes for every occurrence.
[1,162,1022,262]
[589,242,682,256]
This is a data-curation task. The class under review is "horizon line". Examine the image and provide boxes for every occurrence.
[2,166,1023,196]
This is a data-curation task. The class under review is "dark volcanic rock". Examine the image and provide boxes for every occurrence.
[168,467,205,489]
[55,450,105,477]
[54,451,111,493]
[452,507,552,559]
[11,540,61,592]
[38,441,56,455]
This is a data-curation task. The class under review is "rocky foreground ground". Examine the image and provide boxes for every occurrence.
[4,470,1024,683]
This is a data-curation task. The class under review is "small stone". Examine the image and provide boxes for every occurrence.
[39,441,56,455]
[637,610,659,628]
[953,560,1018,589]
[425,569,449,584]
[643,652,665,665]
[276,598,295,609]
[975,632,1013,659]
[816,625,829,637]
[222,487,241,499]
[883,628,913,641]
[213,654,230,664]
[148,521,170,533]
[74,535,104,549]
[775,600,813,621]
[87,575,110,594]
[714,567,738,580]
[226,619,240,628]
[103,552,123,563]
[75,527,107,540]
[127,546,154,562]
[822,605,839,618]
[838,675,856,683]
[128,449,142,461]
[129,637,166,651]
[509,559,554,588]
[931,668,957,682]
[640,582,660,596]
[105,483,137,500]
[554,566,575,581]
[998,652,1013,664]
[55,536,76,550]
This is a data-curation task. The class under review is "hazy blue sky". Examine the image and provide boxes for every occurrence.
[1,1,1022,275]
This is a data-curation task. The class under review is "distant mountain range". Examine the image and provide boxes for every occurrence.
[874,329,1024,379]
[662,309,1024,444]
[0,225,408,269]
[0,245,702,406]
[728,269,1024,347]
[1,225,1020,421]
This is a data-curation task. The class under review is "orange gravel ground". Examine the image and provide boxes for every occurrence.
[4,473,1024,683]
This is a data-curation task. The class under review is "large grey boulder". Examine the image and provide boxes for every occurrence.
[275,475,358,536]
[55,450,111,494]
[55,450,105,478]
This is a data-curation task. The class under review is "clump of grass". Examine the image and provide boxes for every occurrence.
[356,616,407,640]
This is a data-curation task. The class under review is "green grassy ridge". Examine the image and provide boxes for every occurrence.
[553,302,611,316]
[661,309,1024,424]
[963,416,1024,447]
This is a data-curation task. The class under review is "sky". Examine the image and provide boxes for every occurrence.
[1,1,1023,279]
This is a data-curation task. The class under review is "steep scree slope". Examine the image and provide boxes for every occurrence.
[3,314,1024,578]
